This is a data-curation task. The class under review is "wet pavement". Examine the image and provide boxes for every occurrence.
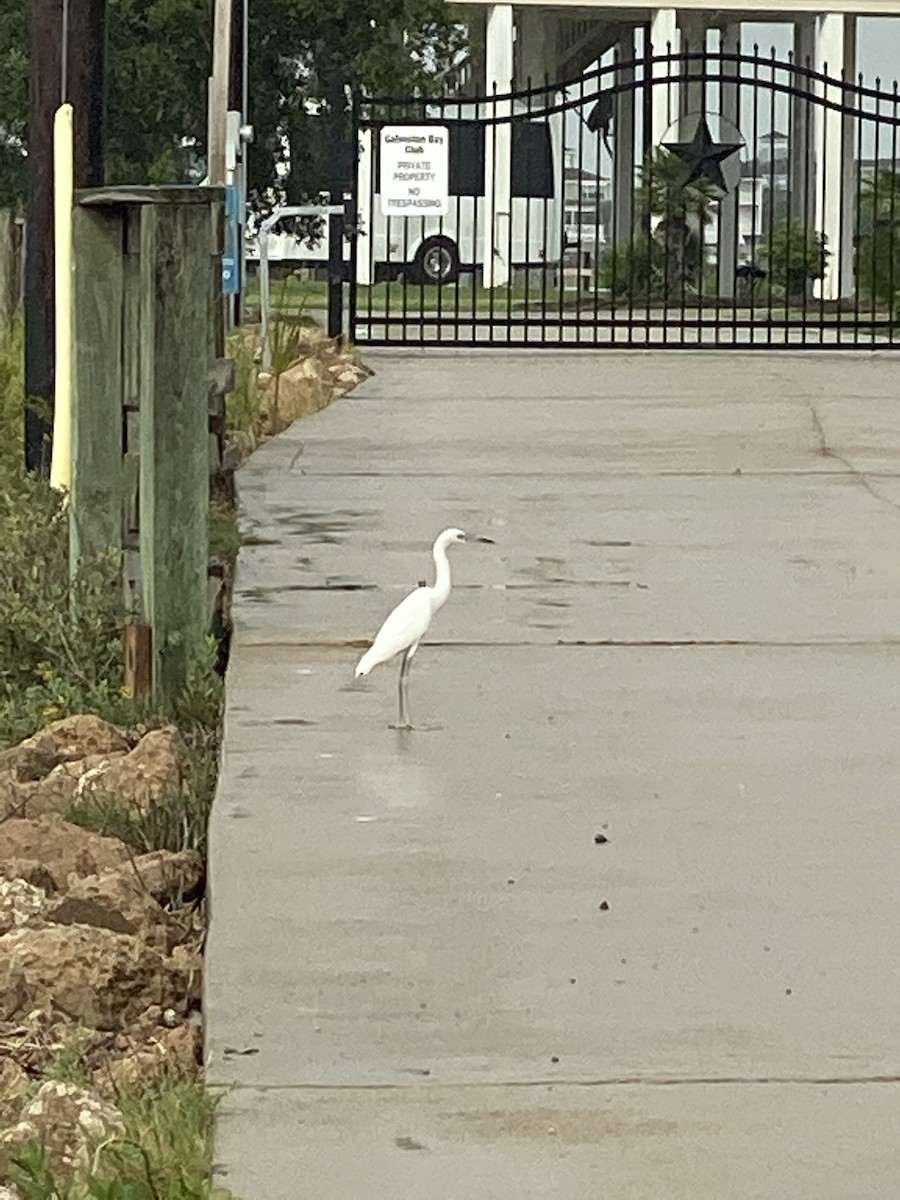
[207,351,900,1198]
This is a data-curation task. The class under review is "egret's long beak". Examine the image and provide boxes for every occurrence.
[472,535,495,544]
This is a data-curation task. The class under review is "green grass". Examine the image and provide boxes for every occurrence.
[64,732,219,857]
[40,1028,96,1090]
[244,271,533,315]
[209,502,241,560]
[0,317,229,750]
[0,314,24,477]
[244,271,900,331]
[10,1074,232,1200]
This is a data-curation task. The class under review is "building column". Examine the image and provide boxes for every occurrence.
[717,22,741,296]
[355,127,373,286]
[464,8,487,96]
[649,9,678,147]
[791,15,816,237]
[678,12,706,118]
[483,3,513,288]
[613,31,636,246]
[813,13,856,300]
[839,16,857,298]
[516,7,548,87]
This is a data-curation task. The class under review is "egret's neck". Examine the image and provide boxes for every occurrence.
[431,539,453,609]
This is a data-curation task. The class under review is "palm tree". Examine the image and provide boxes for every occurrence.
[637,147,720,296]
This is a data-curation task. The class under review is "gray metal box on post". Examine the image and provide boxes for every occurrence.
[71,185,225,706]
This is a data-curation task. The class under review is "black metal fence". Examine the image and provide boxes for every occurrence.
[349,47,900,349]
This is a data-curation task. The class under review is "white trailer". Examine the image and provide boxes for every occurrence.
[355,101,566,286]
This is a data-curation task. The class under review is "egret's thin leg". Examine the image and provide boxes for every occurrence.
[396,648,413,729]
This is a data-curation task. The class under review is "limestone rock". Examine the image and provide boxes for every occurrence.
[1,757,129,820]
[104,1021,201,1089]
[128,849,204,907]
[40,715,130,761]
[166,942,203,1009]
[158,1021,202,1073]
[0,734,57,783]
[0,859,58,894]
[4,761,102,819]
[74,726,187,811]
[0,1058,29,1101]
[47,864,186,952]
[0,878,47,935]
[1,815,129,883]
[0,768,34,821]
[0,924,176,1030]
[0,716,128,783]
[0,1081,124,1178]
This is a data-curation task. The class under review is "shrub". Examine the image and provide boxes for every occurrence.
[599,234,665,300]
[0,471,130,746]
[763,223,828,299]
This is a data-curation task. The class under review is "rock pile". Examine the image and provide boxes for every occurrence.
[0,715,187,821]
[228,320,372,458]
[0,716,205,1185]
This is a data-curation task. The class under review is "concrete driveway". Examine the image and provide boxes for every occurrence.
[207,351,900,1199]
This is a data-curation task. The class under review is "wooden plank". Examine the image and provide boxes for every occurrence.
[122,207,143,557]
[138,202,213,705]
[76,185,222,207]
[70,204,124,572]
[0,209,22,325]
[123,623,153,698]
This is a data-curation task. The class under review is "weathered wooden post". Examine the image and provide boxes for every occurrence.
[70,200,124,562]
[0,209,23,326]
[71,186,224,706]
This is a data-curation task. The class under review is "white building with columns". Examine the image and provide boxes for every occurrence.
[452,1,893,300]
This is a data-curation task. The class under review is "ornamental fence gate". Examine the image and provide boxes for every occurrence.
[348,47,900,349]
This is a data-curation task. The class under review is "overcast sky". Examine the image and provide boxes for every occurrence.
[568,18,900,178]
[741,17,896,81]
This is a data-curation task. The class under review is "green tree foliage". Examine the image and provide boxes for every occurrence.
[600,148,720,300]
[762,221,827,301]
[245,0,466,204]
[104,0,211,186]
[855,168,900,310]
[0,0,466,205]
[0,0,27,205]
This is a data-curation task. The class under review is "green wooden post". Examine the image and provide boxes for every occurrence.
[71,185,223,704]
[138,190,223,704]
[70,204,124,572]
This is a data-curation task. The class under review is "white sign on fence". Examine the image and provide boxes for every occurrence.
[379,126,449,218]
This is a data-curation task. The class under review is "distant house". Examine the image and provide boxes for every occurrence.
[563,149,610,258]
[757,129,790,171]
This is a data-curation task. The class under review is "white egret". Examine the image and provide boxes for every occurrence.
[355,527,494,729]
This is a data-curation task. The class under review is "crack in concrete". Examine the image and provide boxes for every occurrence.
[221,1073,900,1093]
[805,395,900,515]
[241,638,900,651]
[283,469,865,479]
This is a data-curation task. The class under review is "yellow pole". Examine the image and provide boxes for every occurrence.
[50,102,74,494]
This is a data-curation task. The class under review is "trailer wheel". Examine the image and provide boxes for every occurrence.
[411,236,461,286]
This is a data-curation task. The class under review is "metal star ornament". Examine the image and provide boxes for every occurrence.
[666,114,742,195]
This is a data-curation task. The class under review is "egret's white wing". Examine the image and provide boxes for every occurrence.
[356,587,433,675]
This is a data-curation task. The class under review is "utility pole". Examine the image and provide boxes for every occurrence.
[25,0,106,473]
[228,0,247,324]
[228,0,245,117]
[208,0,233,186]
